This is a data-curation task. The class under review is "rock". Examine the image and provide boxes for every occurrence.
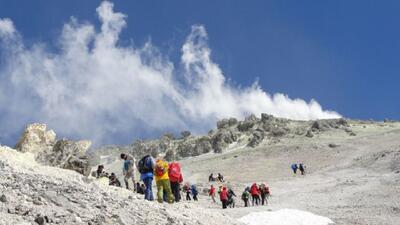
[217,119,230,129]
[306,130,314,138]
[248,130,264,147]
[228,118,238,126]
[311,118,348,131]
[245,114,258,122]
[15,123,56,153]
[328,143,339,148]
[237,121,255,132]
[164,149,175,161]
[271,127,287,137]
[34,216,46,225]
[212,130,236,153]
[181,131,191,138]
[0,194,7,203]
[261,113,274,123]
[45,139,92,176]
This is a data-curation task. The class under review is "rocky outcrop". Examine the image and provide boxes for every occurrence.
[15,123,56,153]
[15,123,91,176]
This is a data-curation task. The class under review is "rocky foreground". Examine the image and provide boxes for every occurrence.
[0,146,243,225]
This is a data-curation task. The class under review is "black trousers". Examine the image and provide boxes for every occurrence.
[222,200,228,209]
[170,181,181,202]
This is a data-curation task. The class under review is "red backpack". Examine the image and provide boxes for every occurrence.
[169,162,181,181]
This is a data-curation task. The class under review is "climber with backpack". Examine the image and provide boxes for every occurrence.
[154,158,174,203]
[191,184,198,201]
[259,183,270,205]
[137,155,155,201]
[220,186,228,209]
[250,183,260,206]
[241,189,250,207]
[184,183,191,201]
[227,188,236,208]
[121,153,136,191]
[291,163,298,174]
[299,163,306,175]
[168,162,183,202]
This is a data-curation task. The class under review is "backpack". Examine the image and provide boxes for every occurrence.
[169,162,181,181]
[138,155,153,173]
[155,161,166,176]
[191,185,198,195]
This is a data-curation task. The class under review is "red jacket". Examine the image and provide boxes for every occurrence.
[251,184,259,195]
[220,188,228,201]
[209,186,216,195]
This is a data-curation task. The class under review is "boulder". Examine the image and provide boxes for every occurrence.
[181,131,191,139]
[305,130,314,138]
[261,113,274,123]
[15,123,56,153]
[43,139,92,176]
[248,130,264,147]
[271,127,287,137]
[311,118,348,131]
[237,121,255,132]
[217,119,230,129]
[211,130,236,153]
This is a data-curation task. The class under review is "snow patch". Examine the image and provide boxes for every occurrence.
[239,209,334,225]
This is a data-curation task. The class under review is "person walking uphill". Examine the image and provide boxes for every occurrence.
[291,163,298,174]
[121,153,136,190]
[220,187,228,209]
[168,162,183,202]
[209,185,216,203]
[250,183,260,206]
[154,158,174,203]
[137,155,155,201]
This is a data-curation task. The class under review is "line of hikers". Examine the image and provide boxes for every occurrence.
[291,163,306,175]
[208,182,270,209]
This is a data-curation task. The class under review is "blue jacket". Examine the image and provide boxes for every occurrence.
[291,164,298,170]
[140,172,153,180]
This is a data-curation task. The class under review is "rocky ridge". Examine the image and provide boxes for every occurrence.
[90,114,354,164]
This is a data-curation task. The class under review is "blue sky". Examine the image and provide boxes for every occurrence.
[0,1,398,146]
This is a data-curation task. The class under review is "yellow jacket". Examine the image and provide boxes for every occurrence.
[154,159,169,181]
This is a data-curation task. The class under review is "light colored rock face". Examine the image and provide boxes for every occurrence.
[0,147,243,225]
[15,123,91,176]
[15,123,56,153]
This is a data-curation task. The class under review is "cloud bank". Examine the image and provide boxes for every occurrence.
[0,1,340,146]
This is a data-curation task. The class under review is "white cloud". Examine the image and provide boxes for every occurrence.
[0,1,340,146]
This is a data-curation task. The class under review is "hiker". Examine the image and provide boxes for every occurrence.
[291,163,298,174]
[184,183,191,201]
[250,183,260,206]
[154,158,174,203]
[209,185,216,203]
[259,183,270,205]
[96,165,105,178]
[191,184,198,201]
[109,173,121,187]
[220,187,228,209]
[209,173,215,182]
[137,155,155,201]
[217,173,224,182]
[241,189,250,207]
[168,162,183,202]
[227,188,236,208]
[121,153,136,190]
[299,163,306,175]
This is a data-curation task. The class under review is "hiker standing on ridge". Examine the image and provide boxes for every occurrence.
[291,163,298,174]
[121,153,136,191]
[137,155,155,201]
[168,161,183,202]
[154,158,174,203]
